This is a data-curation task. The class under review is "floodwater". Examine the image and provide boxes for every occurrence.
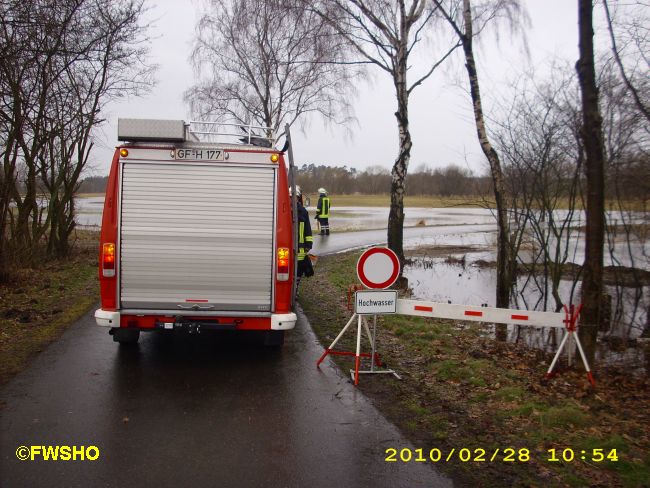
[76,195,104,227]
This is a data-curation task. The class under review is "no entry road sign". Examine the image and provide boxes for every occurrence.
[356,247,400,289]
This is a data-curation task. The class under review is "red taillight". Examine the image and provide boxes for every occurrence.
[102,243,116,277]
[277,247,289,281]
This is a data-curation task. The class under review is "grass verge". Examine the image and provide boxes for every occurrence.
[0,231,99,385]
[299,250,650,487]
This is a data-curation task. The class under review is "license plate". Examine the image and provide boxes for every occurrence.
[175,148,226,161]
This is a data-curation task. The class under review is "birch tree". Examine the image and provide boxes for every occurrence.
[307,0,460,263]
[186,0,355,139]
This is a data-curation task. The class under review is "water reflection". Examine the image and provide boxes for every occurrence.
[75,195,104,227]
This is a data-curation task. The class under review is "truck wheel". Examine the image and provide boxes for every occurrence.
[263,330,284,347]
[111,328,140,344]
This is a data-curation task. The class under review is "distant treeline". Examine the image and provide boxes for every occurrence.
[78,176,109,194]
[78,164,489,196]
[79,159,648,199]
[296,163,490,196]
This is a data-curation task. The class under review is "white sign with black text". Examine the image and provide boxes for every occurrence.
[355,290,398,315]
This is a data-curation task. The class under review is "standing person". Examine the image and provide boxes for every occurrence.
[315,187,331,235]
[294,186,313,291]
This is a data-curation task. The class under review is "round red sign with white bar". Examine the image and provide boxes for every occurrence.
[356,247,400,289]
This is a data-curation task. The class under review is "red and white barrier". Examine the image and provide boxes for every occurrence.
[396,298,594,386]
[396,299,566,328]
[317,249,594,386]
[317,296,595,386]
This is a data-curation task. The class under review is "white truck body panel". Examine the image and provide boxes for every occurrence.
[119,160,277,312]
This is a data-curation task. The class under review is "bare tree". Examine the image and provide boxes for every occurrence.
[577,0,607,363]
[602,0,650,123]
[43,0,153,257]
[599,58,649,338]
[306,0,460,263]
[186,0,356,139]
[0,0,83,265]
[494,74,584,317]
[432,0,525,339]
[0,0,153,275]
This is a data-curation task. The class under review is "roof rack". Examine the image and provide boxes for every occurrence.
[187,121,276,147]
[117,118,276,148]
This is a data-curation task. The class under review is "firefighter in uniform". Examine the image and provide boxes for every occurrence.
[315,187,331,235]
[294,186,313,290]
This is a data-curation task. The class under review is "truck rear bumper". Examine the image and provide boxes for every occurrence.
[270,313,297,330]
[95,309,120,327]
[94,309,297,330]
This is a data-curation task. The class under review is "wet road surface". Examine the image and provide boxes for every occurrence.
[1,307,452,487]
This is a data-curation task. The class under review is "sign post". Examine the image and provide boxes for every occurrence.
[317,247,401,385]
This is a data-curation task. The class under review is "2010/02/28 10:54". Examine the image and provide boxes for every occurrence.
[384,447,619,463]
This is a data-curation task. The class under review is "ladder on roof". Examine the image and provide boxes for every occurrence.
[187,121,276,146]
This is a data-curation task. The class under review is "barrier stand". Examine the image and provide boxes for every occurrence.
[316,313,401,385]
[319,247,596,387]
[545,304,596,386]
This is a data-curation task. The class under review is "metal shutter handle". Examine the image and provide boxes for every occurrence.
[177,304,215,311]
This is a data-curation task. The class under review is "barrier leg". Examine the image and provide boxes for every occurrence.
[317,314,356,367]
[353,314,401,382]
[546,330,571,378]
[359,316,376,367]
[369,316,377,371]
[573,333,596,386]
[354,314,362,385]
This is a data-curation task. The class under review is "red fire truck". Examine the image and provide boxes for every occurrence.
[94,119,298,345]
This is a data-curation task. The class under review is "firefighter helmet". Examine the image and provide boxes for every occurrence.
[290,185,302,197]
[318,187,327,195]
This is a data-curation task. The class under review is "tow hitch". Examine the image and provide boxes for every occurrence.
[155,317,241,334]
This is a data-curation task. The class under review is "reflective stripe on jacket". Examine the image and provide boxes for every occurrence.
[298,204,313,261]
[317,196,331,218]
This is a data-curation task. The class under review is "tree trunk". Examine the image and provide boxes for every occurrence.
[576,0,606,364]
[387,45,412,265]
[461,0,511,339]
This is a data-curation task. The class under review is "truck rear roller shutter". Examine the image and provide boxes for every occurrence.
[119,161,276,312]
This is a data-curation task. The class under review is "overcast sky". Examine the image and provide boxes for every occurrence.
[92,0,598,177]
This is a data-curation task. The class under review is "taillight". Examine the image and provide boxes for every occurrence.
[102,243,116,277]
[277,247,289,281]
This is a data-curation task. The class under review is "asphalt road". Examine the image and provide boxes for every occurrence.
[1,306,453,488]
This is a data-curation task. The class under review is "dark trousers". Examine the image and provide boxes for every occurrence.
[317,217,329,235]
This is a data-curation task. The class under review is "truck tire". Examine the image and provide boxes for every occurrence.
[263,330,284,347]
[111,328,140,344]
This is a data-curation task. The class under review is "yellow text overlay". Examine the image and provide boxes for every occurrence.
[16,445,100,461]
